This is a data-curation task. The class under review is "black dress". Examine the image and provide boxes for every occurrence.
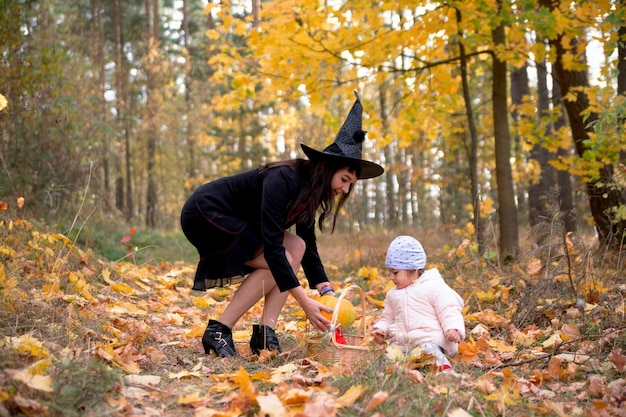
[180,165,329,292]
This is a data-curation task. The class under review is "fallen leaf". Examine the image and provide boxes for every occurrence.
[363,390,388,412]
[447,408,474,417]
[256,393,288,417]
[9,368,53,392]
[335,384,364,407]
[609,349,626,372]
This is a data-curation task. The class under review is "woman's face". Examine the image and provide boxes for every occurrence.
[331,167,358,196]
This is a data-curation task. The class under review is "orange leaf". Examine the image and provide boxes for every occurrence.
[545,356,563,381]
[129,227,136,235]
[364,391,389,412]
[0,202,7,211]
[458,340,478,361]
[609,349,626,372]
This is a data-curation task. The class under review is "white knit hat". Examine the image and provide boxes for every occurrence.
[385,236,426,270]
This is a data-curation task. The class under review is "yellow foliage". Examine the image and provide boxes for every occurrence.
[4,334,49,359]
[480,197,495,218]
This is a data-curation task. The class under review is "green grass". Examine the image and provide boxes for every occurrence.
[63,220,198,265]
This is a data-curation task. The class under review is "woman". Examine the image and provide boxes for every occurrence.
[181,91,384,357]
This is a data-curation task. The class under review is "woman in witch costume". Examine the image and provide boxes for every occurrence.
[180,91,384,357]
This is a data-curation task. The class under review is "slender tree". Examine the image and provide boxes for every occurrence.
[492,0,520,261]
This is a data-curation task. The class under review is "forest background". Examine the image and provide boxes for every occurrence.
[2,0,626,416]
[1,0,626,259]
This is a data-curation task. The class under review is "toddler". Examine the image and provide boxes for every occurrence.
[370,236,465,372]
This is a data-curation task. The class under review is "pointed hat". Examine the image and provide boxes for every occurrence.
[300,90,384,179]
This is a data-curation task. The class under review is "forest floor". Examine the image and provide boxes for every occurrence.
[1,215,625,417]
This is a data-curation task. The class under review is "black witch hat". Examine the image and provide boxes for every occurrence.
[300,90,384,179]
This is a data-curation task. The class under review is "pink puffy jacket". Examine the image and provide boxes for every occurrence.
[372,268,465,356]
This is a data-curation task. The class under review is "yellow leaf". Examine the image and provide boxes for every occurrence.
[279,387,311,406]
[168,370,202,379]
[336,384,364,408]
[487,339,517,353]
[192,295,217,308]
[0,93,7,111]
[107,302,148,317]
[177,391,203,404]
[26,359,52,375]
[270,363,297,384]
[111,282,135,295]
[102,268,114,284]
[384,345,405,362]
[10,369,53,392]
[234,366,255,399]
[232,330,250,342]
[366,295,385,308]
[480,197,495,218]
[475,289,495,302]
[542,332,562,349]
[6,335,49,359]
[466,309,510,327]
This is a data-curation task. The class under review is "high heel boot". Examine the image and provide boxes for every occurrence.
[202,319,237,357]
[249,324,282,355]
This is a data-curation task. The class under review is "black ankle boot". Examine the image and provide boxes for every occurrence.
[250,324,282,355]
[202,319,237,357]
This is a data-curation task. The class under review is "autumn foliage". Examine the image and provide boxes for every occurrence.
[0,206,625,416]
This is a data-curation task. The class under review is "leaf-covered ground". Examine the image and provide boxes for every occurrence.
[1,217,625,417]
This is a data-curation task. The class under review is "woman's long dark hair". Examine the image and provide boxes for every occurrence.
[260,158,360,233]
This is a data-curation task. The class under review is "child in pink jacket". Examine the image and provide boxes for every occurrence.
[370,236,465,371]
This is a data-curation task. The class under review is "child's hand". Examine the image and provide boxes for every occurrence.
[445,329,462,343]
[370,328,385,344]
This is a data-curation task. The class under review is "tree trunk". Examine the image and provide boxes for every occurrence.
[91,0,109,210]
[492,1,519,262]
[617,0,626,200]
[379,85,398,228]
[551,73,577,234]
[144,0,159,228]
[113,0,125,214]
[456,7,486,255]
[182,0,196,190]
[510,63,531,221]
[547,20,626,246]
[527,56,554,228]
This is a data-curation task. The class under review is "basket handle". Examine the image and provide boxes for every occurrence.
[329,284,366,345]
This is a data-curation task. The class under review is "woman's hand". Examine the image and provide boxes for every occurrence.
[290,286,332,331]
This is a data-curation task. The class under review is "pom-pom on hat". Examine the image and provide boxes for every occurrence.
[385,236,427,270]
[300,90,384,179]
